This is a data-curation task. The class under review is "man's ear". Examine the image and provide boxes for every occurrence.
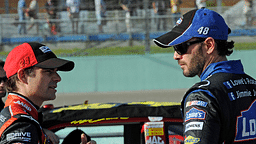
[204,37,215,55]
[17,69,28,84]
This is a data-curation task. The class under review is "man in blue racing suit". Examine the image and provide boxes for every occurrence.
[153,8,256,143]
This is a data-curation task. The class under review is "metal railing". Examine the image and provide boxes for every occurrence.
[0,6,255,47]
[0,9,177,35]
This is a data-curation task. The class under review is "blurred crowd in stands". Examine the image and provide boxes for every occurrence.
[17,0,108,35]
[12,0,255,36]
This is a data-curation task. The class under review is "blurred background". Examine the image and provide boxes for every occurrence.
[0,0,254,50]
[1,1,256,143]
[1,0,256,105]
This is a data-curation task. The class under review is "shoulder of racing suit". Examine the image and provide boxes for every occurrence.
[0,106,44,144]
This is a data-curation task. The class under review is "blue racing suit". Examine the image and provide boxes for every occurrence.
[182,60,256,143]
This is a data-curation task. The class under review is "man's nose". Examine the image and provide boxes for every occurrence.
[173,51,182,60]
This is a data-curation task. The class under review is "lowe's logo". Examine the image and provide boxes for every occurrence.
[235,100,256,142]
[185,108,206,122]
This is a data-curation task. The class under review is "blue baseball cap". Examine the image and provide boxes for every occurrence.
[153,8,231,48]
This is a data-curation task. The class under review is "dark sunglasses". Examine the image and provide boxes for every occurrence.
[173,39,205,55]
[0,76,7,83]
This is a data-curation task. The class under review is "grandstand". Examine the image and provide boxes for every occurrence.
[1,0,241,13]
[0,0,254,51]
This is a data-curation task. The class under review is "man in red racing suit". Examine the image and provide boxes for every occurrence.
[0,93,50,143]
[0,42,74,144]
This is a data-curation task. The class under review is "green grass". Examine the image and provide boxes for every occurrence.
[0,42,255,57]
[55,42,256,57]
[56,45,174,57]
[234,42,256,50]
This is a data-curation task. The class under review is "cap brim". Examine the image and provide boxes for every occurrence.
[35,58,74,71]
[153,29,190,48]
[153,9,198,48]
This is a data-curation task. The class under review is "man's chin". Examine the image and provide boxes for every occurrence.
[183,72,196,78]
[47,94,56,101]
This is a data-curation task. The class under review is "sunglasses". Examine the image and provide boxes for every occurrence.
[0,76,7,83]
[173,39,205,55]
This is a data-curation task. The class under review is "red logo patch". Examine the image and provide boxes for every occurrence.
[19,57,30,68]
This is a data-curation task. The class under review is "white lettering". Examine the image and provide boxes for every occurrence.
[250,119,256,136]
[230,79,245,86]
[242,117,256,137]
[14,101,32,111]
[7,132,31,142]
[187,112,202,118]
[197,27,210,35]
[39,46,52,53]
[236,90,252,98]
[146,136,164,144]
[227,82,232,88]
[243,117,250,137]
[185,122,204,132]
[243,79,248,84]
[246,78,256,85]
[0,115,6,122]
[230,92,236,100]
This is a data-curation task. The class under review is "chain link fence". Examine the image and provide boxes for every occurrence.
[0,0,255,51]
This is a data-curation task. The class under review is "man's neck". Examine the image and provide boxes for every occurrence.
[12,91,42,107]
[199,55,227,77]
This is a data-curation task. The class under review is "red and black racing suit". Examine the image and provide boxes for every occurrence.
[182,60,256,143]
[0,93,52,144]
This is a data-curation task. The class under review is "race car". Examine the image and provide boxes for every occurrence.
[41,101,183,144]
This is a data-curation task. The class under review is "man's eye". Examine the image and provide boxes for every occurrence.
[44,69,54,73]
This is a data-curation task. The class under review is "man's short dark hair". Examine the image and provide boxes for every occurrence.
[215,40,235,56]
[196,38,235,56]
[6,66,35,92]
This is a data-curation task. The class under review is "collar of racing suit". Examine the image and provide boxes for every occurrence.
[200,60,245,81]
[4,92,40,120]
